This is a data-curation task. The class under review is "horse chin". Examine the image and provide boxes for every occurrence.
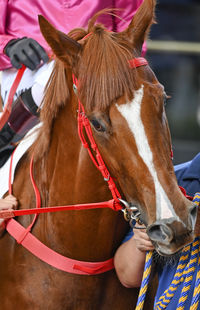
[155,246,181,257]
[153,234,195,257]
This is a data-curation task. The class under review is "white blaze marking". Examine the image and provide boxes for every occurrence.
[116,85,179,221]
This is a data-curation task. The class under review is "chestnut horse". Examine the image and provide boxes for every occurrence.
[0,0,197,309]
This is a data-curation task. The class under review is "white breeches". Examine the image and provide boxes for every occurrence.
[1,61,54,108]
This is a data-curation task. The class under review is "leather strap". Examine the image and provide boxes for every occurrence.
[0,65,26,130]
[129,57,148,68]
[0,200,121,219]
[6,219,114,275]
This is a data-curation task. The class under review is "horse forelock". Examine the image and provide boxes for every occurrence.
[78,25,137,111]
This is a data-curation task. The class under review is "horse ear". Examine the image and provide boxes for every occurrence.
[38,15,81,66]
[119,0,155,55]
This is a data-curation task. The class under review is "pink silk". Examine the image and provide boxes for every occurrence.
[0,0,144,70]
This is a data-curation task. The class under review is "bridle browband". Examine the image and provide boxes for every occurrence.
[0,56,148,275]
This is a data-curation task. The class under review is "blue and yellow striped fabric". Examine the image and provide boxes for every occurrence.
[135,251,153,310]
[136,192,200,310]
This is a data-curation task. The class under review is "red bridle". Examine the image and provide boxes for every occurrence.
[72,56,148,208]
[1,56,148,219]
[0,65,26,131]
[0,56,148,275]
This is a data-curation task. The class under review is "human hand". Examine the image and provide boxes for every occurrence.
[0,195,18,210]
[4,37,49,70]
[133,225,154,252]
[0,195,18,236]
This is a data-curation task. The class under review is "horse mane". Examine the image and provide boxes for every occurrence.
[32,10,137,160]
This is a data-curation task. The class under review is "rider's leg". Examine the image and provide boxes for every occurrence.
[0,87,39,152]
[0,61,54,153]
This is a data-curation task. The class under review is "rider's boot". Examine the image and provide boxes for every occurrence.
[0,87,39,155]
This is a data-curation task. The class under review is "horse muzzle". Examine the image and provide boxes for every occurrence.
[147,204,197,256]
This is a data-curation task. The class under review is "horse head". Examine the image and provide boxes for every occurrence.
[39,0,197,256]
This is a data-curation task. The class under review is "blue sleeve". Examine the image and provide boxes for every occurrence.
[174,153,200,196]
[174,160,191,182]
[122,228,133,243]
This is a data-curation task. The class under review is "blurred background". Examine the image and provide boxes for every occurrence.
[0,0,199,164]
[146,0,200,164]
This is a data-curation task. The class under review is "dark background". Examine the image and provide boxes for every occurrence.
[146,0,200,164]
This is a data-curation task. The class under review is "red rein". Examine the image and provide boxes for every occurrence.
[0,65,26,131]
[1,56,148,275]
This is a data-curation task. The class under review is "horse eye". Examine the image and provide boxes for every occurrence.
[90,119,105,132]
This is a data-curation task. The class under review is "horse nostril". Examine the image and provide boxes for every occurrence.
[147,223,173,243]
[189,205,197,230]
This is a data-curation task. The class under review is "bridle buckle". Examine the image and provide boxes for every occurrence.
[118,198,144,228]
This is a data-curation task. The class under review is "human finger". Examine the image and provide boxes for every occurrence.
[134,234,154,248]
[133,228,151,242]
[19,50,37,70]
[24,48,40,70]
[32,41,49,64]
[135,238,155,252]
[3,195,18,208]
[137,244,155,252]
[10,55,22,69]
